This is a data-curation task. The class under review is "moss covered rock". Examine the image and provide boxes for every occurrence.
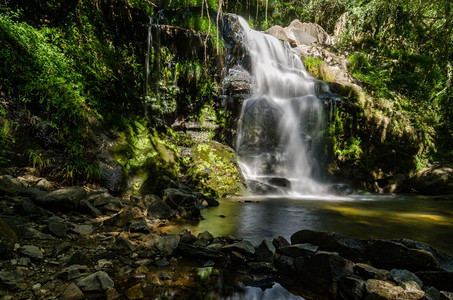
[111,121,180,196]
[187,141,246,198]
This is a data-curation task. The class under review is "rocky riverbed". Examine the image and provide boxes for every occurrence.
[1,171,453,299]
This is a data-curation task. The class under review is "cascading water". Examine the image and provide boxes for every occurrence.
[236,17,328,195]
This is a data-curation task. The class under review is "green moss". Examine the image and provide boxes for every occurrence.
[187,141,246,197]
[111,120,180,196]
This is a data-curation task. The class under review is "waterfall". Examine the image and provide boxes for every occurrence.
[235,17,327,195]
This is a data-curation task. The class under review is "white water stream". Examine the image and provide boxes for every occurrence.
[236,17,327,195]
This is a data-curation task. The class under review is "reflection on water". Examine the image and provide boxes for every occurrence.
[165,194,453,254]
[225,283,304,300]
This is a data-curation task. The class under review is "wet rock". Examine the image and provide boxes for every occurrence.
[354,263,389,281]
[194,230,214,247]
[255,240,276,263]
[176,203,202,220]
[69,250,93,266]
[35,186,87,211]
[222,65,251,96]
[294,251,354,298]
[246,179,286,195]
[179,229,197,244]
[274,254,295,274]
[416,271,453,292]
[0,217,17,259]
[364,279,405,299]
[394,238,453,272]
[48,216,68,237]
[401,281,425,299]
[278,243,318,258]
[76,271,114,292]
[247,262,275,273]
[106,288,121,300]
[390,269,423,288]
[338,276,365,300]
[61,282,85,300]
[223,240,255,256]
[366,240,439,271]
[290,229,365,261]
[424,286,441,300]
[440,291,453,300]
[272,236,291,250]
[412,163,453,195]
[176,243,223,261]
[162,188,202,220]
[20,245,43,260]
[125,283,143,300]
[156,235,180,257]
[163,188,198,208]
[143,194,175,219]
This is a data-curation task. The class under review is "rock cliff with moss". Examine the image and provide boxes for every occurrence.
[1,0,452,197]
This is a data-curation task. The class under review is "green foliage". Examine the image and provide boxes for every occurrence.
[0,113,14,166]
[304,57,335,82]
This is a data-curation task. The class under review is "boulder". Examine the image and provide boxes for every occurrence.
[76,271,114,292]
[0,217,17,259]
[365,240,439,272]
[354,263,389,281]
[390,269,423,288]
[156,235,180,257]
[293,251,354,298]
[272,236,291,250]
[0,175,27,196]
[290,229,365,261]
[416,271,453,292]
[364,279,405,299]
[278,243,318,258]
[412,163,453,195]
[223,240,255,256]
[255,240,276,263]
[35,186,87,211]
[163,188,198,208]
[338,276,366,300]
[144,194,175,219]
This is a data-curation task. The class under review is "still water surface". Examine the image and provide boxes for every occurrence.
[166,194,453,254]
